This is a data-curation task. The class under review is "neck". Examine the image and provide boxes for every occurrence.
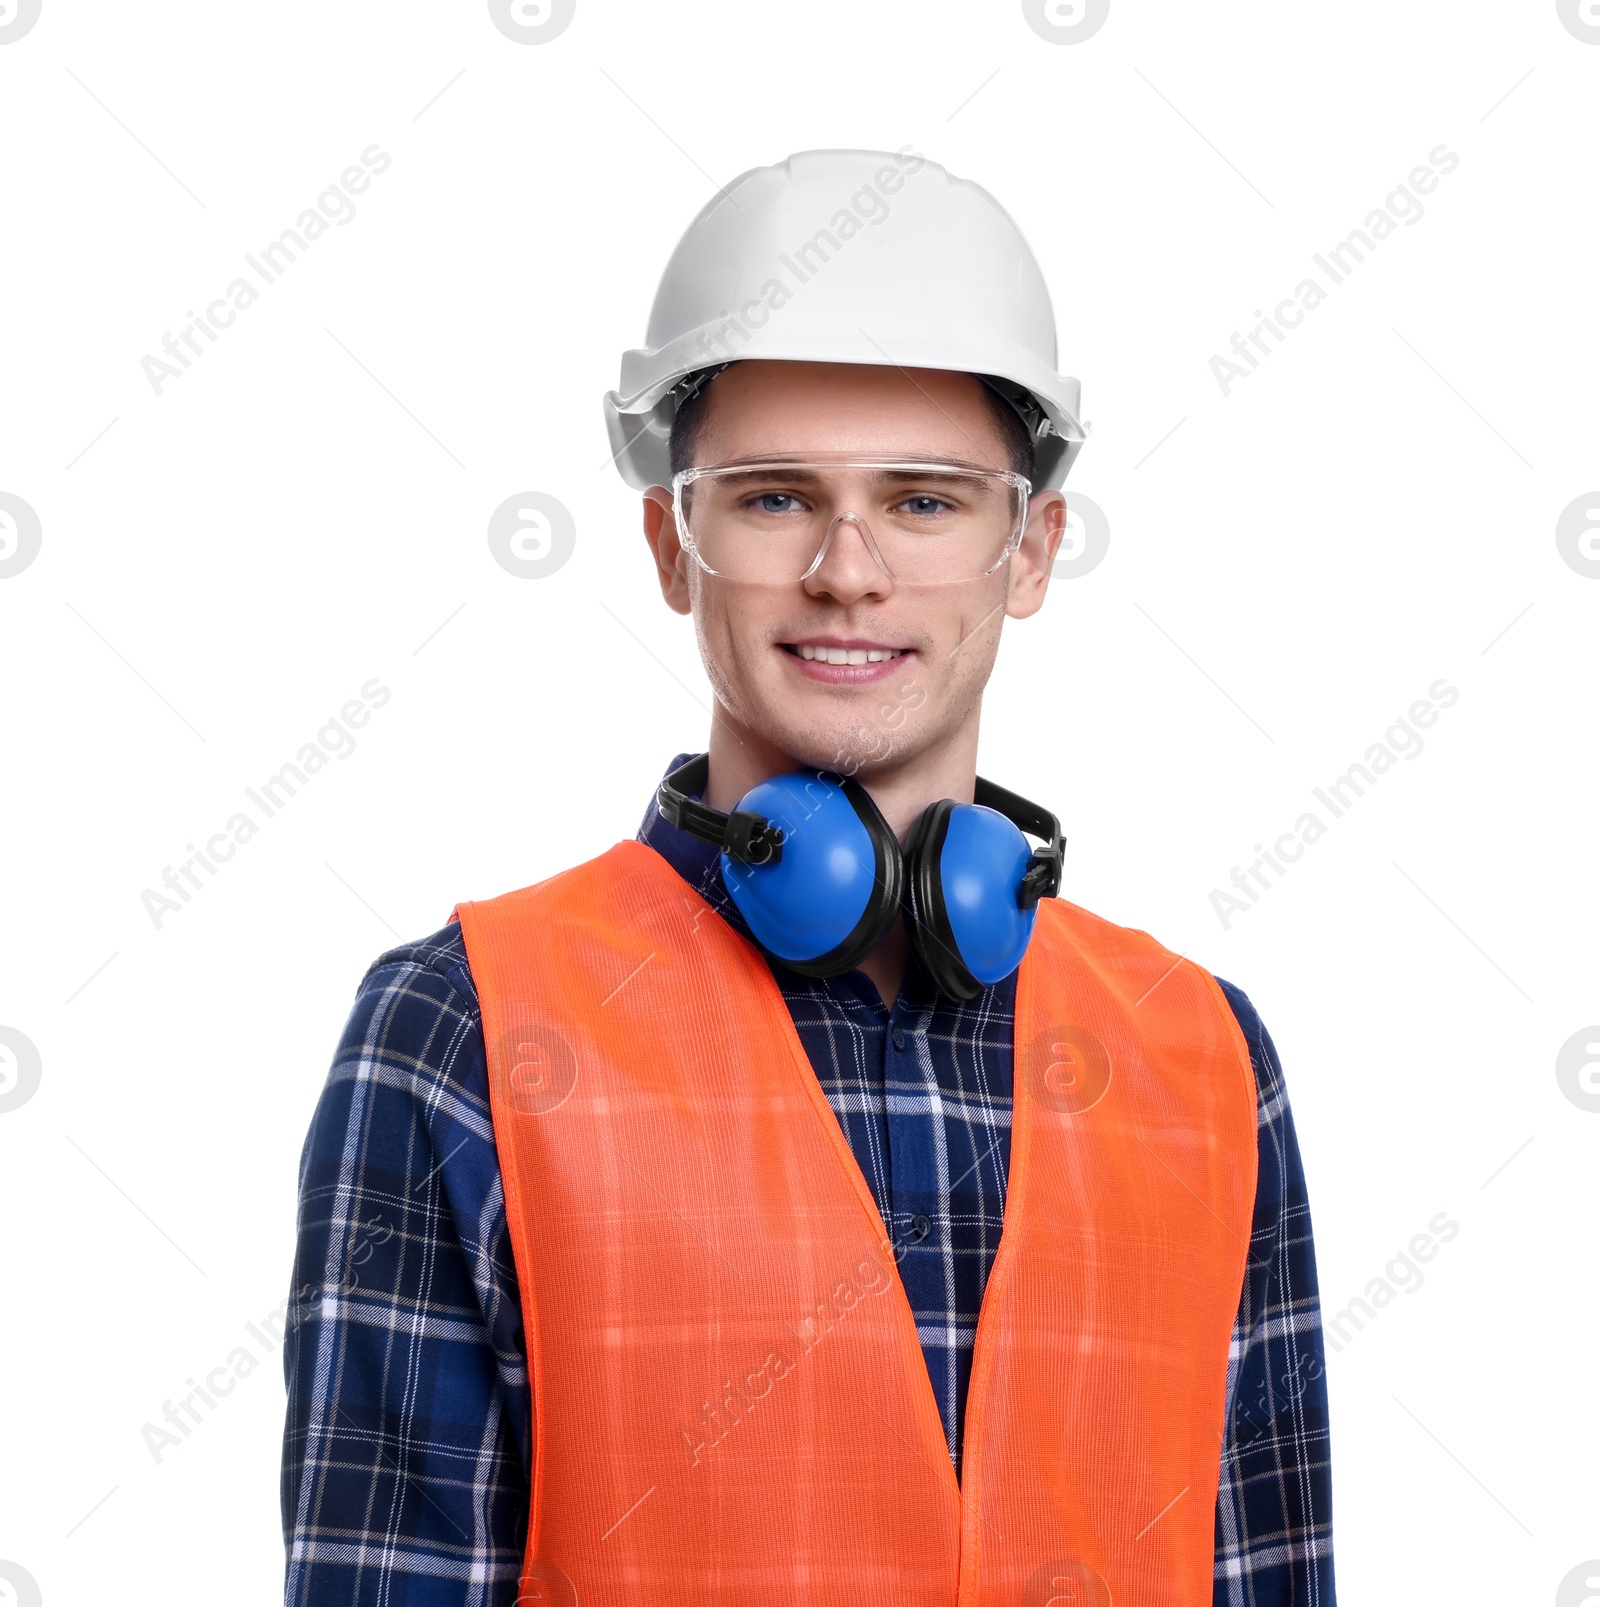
[702,703,982,842]
[700,704,983,1011]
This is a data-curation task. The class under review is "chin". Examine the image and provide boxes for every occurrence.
[763,709,931,781]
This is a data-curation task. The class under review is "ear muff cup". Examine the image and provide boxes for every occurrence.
[720,771,902,976]
[905,800,1040,1001]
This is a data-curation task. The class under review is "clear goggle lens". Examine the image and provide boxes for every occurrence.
[673,459,1031,586]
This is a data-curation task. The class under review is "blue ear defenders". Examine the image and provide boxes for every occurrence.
[656,754,1065,1001]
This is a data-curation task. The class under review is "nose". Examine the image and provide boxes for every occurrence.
[802,512,894,604]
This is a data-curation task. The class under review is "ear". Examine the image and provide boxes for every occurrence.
[642,486,692,616]
[1005,490,1067,621]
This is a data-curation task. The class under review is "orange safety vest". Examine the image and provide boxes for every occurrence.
[455,840,1257,1607]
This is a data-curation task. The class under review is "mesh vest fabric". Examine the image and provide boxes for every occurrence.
[455,840,1257,1606]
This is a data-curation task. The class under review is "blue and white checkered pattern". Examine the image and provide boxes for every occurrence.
[281,762,1335,1604]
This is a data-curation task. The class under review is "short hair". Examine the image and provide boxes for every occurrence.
[668,366,1036,483]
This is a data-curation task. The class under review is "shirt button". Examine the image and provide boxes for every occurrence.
[892,1029,907,1051]
[911,1214,932,1241]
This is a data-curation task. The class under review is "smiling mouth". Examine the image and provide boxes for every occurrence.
[780,642,909,665]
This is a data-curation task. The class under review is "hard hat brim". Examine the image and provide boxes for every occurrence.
[602,326,1086,492]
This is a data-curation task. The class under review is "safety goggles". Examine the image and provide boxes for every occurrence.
[671,458,1033,587]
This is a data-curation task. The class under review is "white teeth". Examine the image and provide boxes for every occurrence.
[794,644,904,663]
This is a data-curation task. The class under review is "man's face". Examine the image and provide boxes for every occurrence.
[642,360,1065,782]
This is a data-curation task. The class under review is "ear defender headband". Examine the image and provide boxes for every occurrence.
[656,755,1065,1001]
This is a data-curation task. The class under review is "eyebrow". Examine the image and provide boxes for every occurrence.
[703,462,1002,491]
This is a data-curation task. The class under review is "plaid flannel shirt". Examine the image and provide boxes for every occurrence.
[282,760,1335,1604]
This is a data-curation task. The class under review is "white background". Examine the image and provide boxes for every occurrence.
[2,1,1597,1602]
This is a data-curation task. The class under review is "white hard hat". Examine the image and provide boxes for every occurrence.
[603,148,1088,491]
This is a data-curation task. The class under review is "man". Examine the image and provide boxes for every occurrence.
[282,150,1334,1605]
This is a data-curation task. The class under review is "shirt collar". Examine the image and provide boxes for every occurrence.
[635,751,753,940]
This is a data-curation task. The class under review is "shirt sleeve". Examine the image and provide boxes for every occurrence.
[281,925,530,1607]
[1211,978,1337,1606]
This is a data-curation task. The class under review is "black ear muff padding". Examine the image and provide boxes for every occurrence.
[903,798,983,1002]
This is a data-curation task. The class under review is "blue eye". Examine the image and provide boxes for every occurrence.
[901,495,952,517]
[753,492,803,514]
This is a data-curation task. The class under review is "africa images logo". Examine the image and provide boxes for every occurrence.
[1021,0,1110,45]
[487,0,575,44]
[0,1028,43,1114]
[0,492,42,578]
[139,147,392,397]
[0,0,43,44]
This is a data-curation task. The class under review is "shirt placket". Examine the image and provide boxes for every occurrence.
[882,986,960,1465]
